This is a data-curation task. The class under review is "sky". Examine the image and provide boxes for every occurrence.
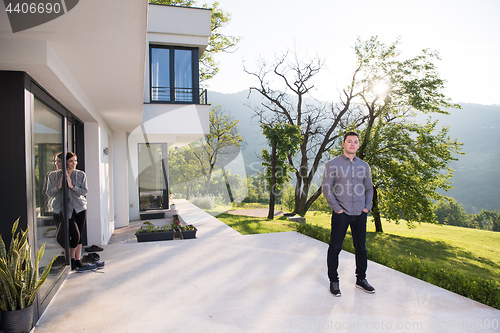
[206,0,500,106]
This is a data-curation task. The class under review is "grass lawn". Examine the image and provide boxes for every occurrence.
[216,207,500,290]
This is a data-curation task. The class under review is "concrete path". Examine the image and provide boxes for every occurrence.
[34,200,500,333]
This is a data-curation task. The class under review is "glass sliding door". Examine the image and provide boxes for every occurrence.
[34,97,66,301]
[138,143,169,210]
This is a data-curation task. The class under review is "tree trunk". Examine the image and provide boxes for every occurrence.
[222,169,234,204]
[372,187,383,232]
[204,164,215,195]
[268,143,277,219]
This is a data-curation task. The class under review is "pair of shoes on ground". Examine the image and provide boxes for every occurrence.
[80,253,105,271]
[85,244,103,252]
[72,257,105,272]
[75,261,105,273]
[330,279,375,297]
[81,252,100,263]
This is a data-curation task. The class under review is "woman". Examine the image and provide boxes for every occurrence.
[46,152,89,270]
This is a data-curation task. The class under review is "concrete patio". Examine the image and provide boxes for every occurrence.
[34,200,500,332]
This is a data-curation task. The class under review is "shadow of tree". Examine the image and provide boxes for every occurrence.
[216,213,292,235]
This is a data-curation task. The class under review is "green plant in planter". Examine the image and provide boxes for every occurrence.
[183,224,196,231]
[136,222,174,234]
[172,215,181,231]
[0,218,57,311]
[160,224,174,232]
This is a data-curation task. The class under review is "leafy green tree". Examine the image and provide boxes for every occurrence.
[261,123,302,219]
[490,211,500,232]
[434,198,470,227]
[149,0,239,81]
[280,183,296,213]
[191,106,244,195]
[343,37,463,232]
[358,119,462,231]
[243,172,269,204]
[168,145,204,199]
[470,209,500,231]
[308,184,331,213]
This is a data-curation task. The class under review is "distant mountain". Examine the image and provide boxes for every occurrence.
[430,104,500,213]
[208,90,500,213]
[209,90,268,175]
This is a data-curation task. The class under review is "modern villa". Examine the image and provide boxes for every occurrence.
[0,0,211,323]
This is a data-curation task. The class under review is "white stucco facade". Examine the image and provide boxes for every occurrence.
[0,1,211,244]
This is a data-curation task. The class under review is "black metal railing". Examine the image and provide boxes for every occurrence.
[151,87,208,104]
[199,88,208,105]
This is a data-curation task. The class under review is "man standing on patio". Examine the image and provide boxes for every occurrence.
[322,131,375,297]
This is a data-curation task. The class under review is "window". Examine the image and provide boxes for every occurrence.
[34,97,65,300]
[138,143,169,210]
[150,45,200,103]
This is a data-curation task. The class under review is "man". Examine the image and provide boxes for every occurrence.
[322,131,375,296]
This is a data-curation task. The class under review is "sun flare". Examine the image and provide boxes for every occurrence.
[373,81,390,96]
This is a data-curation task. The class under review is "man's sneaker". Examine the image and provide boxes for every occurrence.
[356,279,375,293]
[76,263,97,273]
[330,281,341,297]
[96,261,105,269]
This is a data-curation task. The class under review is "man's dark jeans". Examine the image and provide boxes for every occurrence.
[327,211,367,283]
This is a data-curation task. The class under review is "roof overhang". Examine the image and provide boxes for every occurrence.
[0,0,148,131]
[147,4,211,54]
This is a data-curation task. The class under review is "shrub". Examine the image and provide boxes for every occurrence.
[189,194,217,210]
[281,184,296,212]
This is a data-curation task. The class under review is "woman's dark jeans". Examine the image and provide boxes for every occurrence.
[327,211,367,283]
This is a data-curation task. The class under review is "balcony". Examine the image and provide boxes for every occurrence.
[150,87,208,104]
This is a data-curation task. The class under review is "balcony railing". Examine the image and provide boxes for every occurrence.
[150,87,208,104]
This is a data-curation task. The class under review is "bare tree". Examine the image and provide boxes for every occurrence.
[244,50,365,215]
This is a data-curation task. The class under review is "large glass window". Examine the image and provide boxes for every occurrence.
[138,143,169,210]
[34,97,65,301]
[151,47,170,101]
[150,45,198,103]
[174,49,193,102]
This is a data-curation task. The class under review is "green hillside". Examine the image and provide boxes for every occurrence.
[430,104,500,212]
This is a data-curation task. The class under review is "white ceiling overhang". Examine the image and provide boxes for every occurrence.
[0,0,148,131]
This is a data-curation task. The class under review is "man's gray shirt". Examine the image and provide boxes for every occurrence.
[322,153,373,216]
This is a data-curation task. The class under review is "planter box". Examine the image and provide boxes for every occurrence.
[140,212,165,220]
[174,227,197,239]
[182,227,197,239]
[135,230,175,242]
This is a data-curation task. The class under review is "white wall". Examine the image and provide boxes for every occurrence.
[127,131,140,221]
[113,131,130,228]
[84,121,115,245]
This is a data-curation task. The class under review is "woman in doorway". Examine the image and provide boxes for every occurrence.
[46,152,90,271]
